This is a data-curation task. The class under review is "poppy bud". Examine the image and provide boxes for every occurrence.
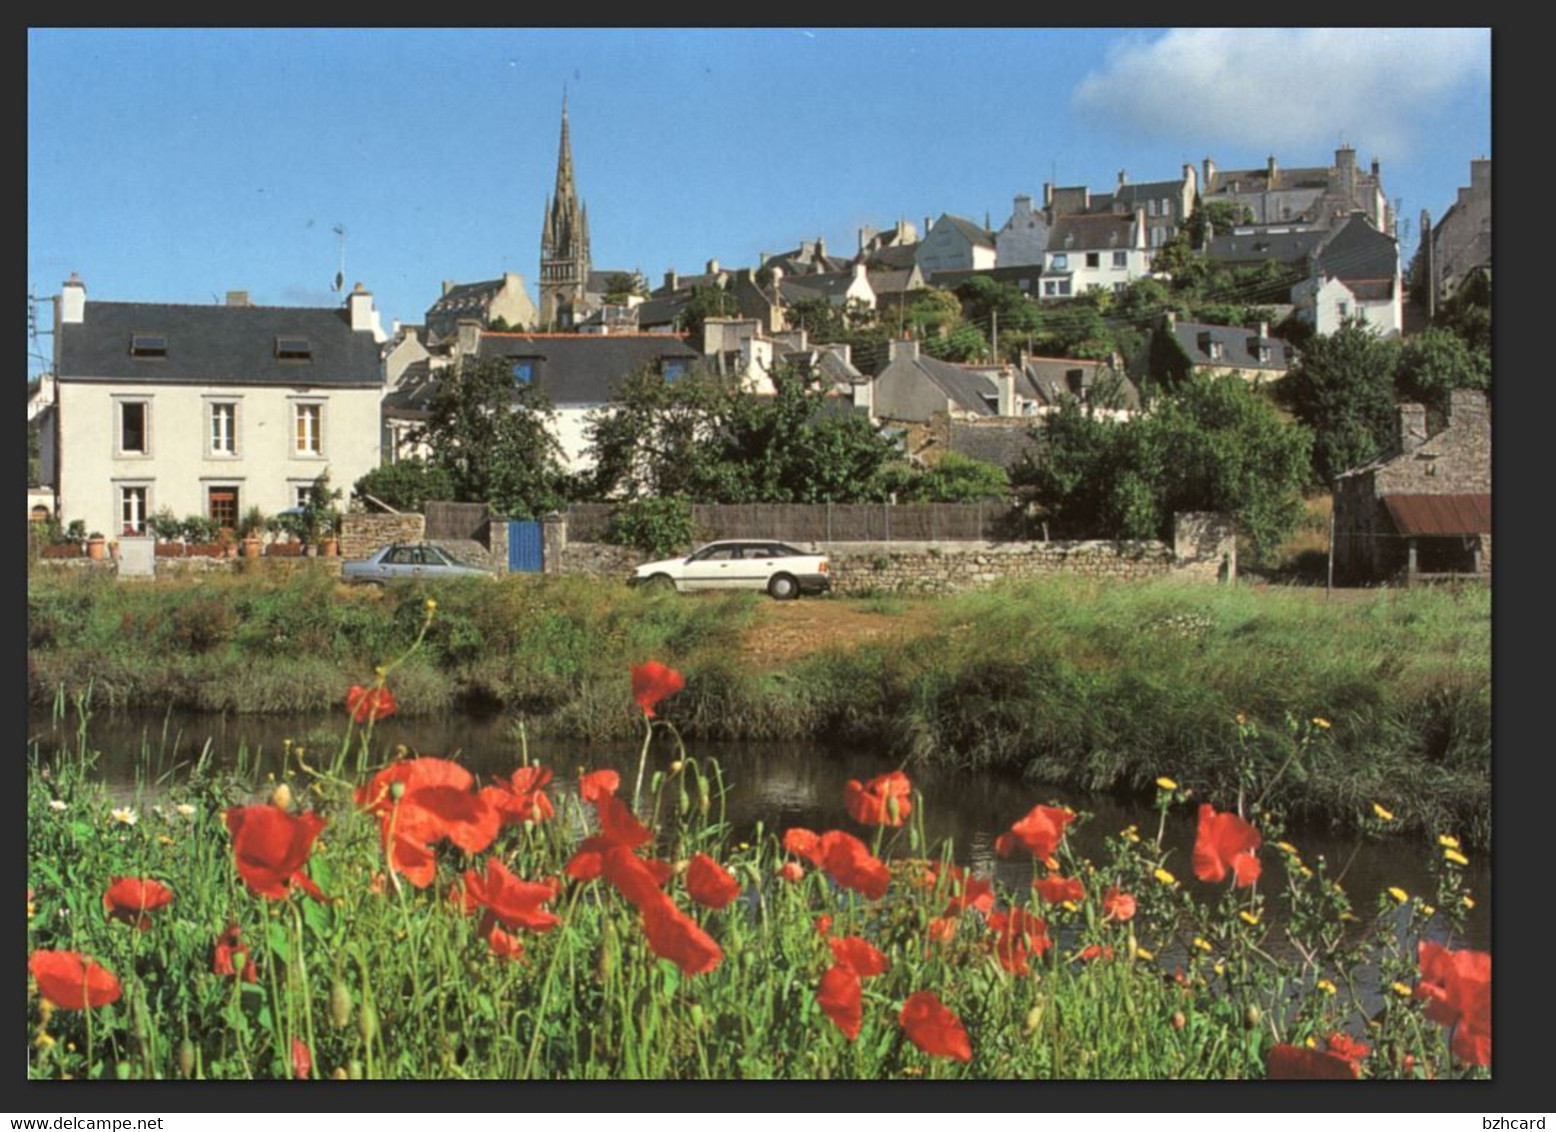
[1171,1012,1186,1031]
[690,1004,705,1029]
[358,1003,379,1044]
[331,1067,349,1080]
[178,1037,196,1079]
[669,760,684,775]
[699,795,710,814]
[348,1058,363,1080]
[389,781,405,801]
[329,980,353,1029]
[1243,1004,1262,1029]
[679,788,690,816]
[270,782,293,811]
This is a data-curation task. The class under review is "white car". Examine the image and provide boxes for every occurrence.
[630,539,830,600]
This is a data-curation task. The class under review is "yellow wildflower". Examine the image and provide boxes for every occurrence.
[109,807,138,827]
[1235,712,1248,726]
[1300,866,1314,879]
[424,598,438,613]
[1444,848,1470,867]
[374,665,387,679]
[1390,981,1413,998]
[175,803,196,817]
[1312,717,1332,730]
[1304,1036,1318,1049]
[1340,912,1359,923]
[1239,910,1261,926]
[1212,962,1225,977]
[1156,777,1178,792]
[1154,867,1177,887]
[1372,802,1394,822]
[1193,937,1213,953]
[1387,887,1409,905]
[156,835,175,847]
[1122,825,1141,844]
[1133,946,1155,961]
[1438,834,1461,850]
[1061,901,1079,913]
[33,1031,55,1050]
[1317,979,1337,995]
[1275,841,1300,856]
[1420,904,1436,917]
[1462,894,1475,909]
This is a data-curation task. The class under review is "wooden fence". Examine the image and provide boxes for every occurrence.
[424,501,491,542]
[565,502,1027,543]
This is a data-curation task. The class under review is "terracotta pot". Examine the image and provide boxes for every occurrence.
[108,542,120,560]
[242,537,262,559]
[87,537,107,561]
[322,537,339,557]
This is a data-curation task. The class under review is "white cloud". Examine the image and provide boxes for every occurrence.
[1072,28,1489,159]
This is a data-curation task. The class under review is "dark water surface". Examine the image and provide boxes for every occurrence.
[29,705,1490,955]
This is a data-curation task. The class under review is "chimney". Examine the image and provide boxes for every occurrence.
[1014,194,1032,216]
[1448,389,1489,434]
[858,225,876,254]
[1370,157,1380,179]
[442,280,458,296]
[664,269,678,292]
[1118,169,1128,187]
[1257,320,1269,340]
[1135,207,1147,248]
[995,369,1015,416]
[706,258,720,274]
[889,337,920,363]
[1335,145,1355,170]
[347,282,377,333]
[454,318,481,360]
[1266,155,1278,187]
[1042,183,1053,208]
[225,290,251,307]
[924,216,932,238]
[1397,403,1428,453]
[1470,158,1491,193]
[814,237,825,260]
[1203,157,1217,191]
[504,271,522,291]
[60,273,86,325]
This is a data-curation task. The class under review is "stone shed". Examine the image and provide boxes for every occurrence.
[1332,389,1490,584]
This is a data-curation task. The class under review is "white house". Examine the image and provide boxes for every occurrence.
[1040,210,1152,298]
[49,275,387,538]
[995,195,1050,268]
[915,214,997,274]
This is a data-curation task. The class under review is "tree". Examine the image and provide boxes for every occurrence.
[353,458,458,513]
[581,366,731,501]
[884,451,1010,503]
[1186,200,1253,248]
[783,296,848,342]
[1434,269,1491,356]
[675,284,742,342]
[1393,327,1491,423]
[1278,324,1401,485]
[1018,374,1312,565]
[27,415,40,488]
[902,287,964,339]
[602,272,644,305]
[413,357,567,517]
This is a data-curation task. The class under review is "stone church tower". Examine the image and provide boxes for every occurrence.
[539,92,591,329]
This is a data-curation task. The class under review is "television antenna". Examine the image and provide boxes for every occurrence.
[331,223,347,293]
[27,287,51,367]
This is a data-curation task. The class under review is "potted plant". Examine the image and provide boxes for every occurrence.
[301,470,343,557]
[239,506,267,559]
[86,531,107,560]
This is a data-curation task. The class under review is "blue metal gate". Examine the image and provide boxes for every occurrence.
[508,519,543,573]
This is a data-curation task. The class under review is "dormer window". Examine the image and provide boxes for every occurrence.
[1208,340,1225,361]
[662,359,688,382]
[275,337,312,360]
[130,334,166,358]
[1257,344,1272,364]
[511,359,536,384]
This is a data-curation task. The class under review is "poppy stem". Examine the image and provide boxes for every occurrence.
[290,898,318,1080]
[631,714,653,813]
[522,881,584,1079]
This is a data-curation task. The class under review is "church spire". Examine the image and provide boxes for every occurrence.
[539,87,591,329]
[554,87,575,202]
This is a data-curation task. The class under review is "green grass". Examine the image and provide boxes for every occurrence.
[25,715,1481,1080]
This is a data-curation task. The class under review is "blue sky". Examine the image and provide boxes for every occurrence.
[27,28,1490,376]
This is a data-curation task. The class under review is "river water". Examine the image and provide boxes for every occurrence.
[28,704,1489,954]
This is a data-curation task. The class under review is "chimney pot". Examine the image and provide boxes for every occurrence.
[442,280,457,296]
[225,290,250,307]
[1118,169,1127,186]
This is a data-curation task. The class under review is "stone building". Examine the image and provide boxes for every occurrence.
[1332,389,1490,584]
[1201,146,1393,235]
[1427,158,1491,307]
[538,94,592,329]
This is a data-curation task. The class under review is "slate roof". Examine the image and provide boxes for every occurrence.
[58,301,382,386]
[1172,321,1294,372]
[935,214,996,249]
[427,280,504,318]
[914,354,1003,415]
[780,271,864,301]
[1048,213,1136,252]
[634,292,695,329]
[1314,215,1399,284]
[1208,166,1330,195]
[1206,229,1326,267]
[474,332,702,404]
[865,268,919,296]
[1111,180,1186,209]
[859,243,919,271]
[947,421,1040,469]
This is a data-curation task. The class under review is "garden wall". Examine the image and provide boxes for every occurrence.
[340,513,426,561]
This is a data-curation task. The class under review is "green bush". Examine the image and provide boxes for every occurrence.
[608,496,696,559]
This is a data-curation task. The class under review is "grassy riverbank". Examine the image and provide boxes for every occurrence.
[27,571,1490,845]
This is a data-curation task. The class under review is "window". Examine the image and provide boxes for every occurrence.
[1112,251,1127,269]
[118,400,150,455]
[1113,282,1127,294]
[294,484,313,510]
[1086,253,1100,269]
[1257,345,1272,364]
[129,334,166,358]
[275,337,312,360]
[1056,279,1072,297]
[208,487,239,530]
[387,547,422,565]
[511,360,535,384]
[1160,198,1171,217]
[663,360,688,382]
[1147,200,1158,217]
[294,403,323,455]
[1208,341,1225,360]
[1044,281,1058,296]
[1051,254,1068,270]
[120,486,148,534]
[1337,301,1350,319]
[210,402,237,455]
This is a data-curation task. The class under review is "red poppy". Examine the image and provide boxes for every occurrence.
[481,764,556,826]
[931,864,994,917]
[843,770,913,827]
[1192,804,1262,887]
[29,950,123,1010]
[225,805,328,901]
[639,896,724,975]
[601,845,670,912]
[103,876,174,929]
[986,908,1051,975]
[479,918,526,960]
[1032,875,1085,905]
[685,852,741,910]
[899,991,972,1063]
[461,859,561,933]
[815,914,834,936]
[356,758,500,889]
[829,935,889,978]
[579,768,620,803]
[566,794,654,881]
[809,831,890,900]
[927,915,960,944]
[779,861,805,883]
[1267,1043,1360,1080]
[1416,940,1491,1067]
[1077,943,1114,962]
[817,964,863,1039]
[212,923,258,983]
[1102,887,1137,923]
[345,684,397,723]
[630,660,685,718]
[1326,1033,1371,1066]
[993,804,1074,862]
[782,828,823,866]
[291,1037,312,1080]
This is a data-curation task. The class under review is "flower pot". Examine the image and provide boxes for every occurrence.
[322,537,339,557]
[108,542,120,560]
[86,537,107,561]
[242,537,262,559]
[223,542,239,559]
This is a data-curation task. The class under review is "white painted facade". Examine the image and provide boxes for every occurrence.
[1291,274,1403,338]
[915,216,997,274]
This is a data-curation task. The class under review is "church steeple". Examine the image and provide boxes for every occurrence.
[539,88,591,329]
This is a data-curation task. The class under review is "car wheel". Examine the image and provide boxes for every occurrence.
[768,573,799,601]
[645,573,678,594]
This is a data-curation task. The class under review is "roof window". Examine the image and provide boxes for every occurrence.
[275,337,313,360]
[130,334,167,358]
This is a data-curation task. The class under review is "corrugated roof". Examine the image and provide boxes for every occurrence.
[1383,494,1491,537]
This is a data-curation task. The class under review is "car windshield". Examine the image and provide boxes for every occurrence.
[423,548,449,566]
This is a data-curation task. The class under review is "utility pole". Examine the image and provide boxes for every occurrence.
[991,309,998,363]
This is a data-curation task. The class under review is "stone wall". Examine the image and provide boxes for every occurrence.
[341,513,426,561]
[559,542,645,579]
[29,556,345,581]
[822,540,1175,595]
